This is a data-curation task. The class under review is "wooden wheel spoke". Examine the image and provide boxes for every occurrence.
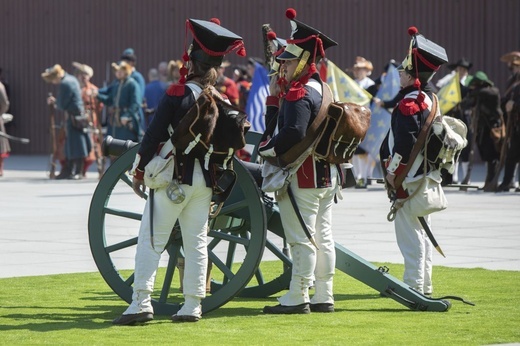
[104,207,142,221]
[253,268,265,285]
[106,237,138,253]
[218,199,249,215]
[265,239,292,267]
[159,255,178,303]
[208,229,250,246]
[208,249,234,280]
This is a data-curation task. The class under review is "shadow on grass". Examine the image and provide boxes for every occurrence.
[0,304,126,332]
[0,287,412,333]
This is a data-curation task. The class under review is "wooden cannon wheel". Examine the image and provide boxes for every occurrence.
[88,144,269,315]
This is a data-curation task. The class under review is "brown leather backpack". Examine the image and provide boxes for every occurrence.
[171,87,250,168]
[263,83,371,167]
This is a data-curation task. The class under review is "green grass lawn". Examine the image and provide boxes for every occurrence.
[0,262,518,345]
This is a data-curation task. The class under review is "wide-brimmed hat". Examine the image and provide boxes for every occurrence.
[469,70,494,87]
[167,59,183,71]
[500,51,520,66]
[447,57,473,71]
[72,62,94,77]
[41,64,64,83]
[111,61,132,74]
[353,56,374,71]
[277,8,337,61]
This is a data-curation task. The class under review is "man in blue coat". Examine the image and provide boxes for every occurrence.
[121,48,146,130]
[43,64,91,179]
[97,61,143,141]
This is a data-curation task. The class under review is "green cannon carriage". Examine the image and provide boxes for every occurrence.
[88,132,455,316]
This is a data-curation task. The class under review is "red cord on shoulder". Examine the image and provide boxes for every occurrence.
[398,98,420,115]
[166,83,185,96]
[285,85,307,101]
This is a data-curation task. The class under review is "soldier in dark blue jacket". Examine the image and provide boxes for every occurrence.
[379,27,448,296]
[43,64,91,179]
[260,8,339,315]
[112,18,246,325]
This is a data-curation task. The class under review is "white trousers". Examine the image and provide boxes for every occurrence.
[394,209,433,294]
[124,163,212,316]
[276,166,337,306]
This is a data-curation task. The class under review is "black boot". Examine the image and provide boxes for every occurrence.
[71,159,84,180]
[482,160,497,192]
[55,160,72,180]
[498,161,516,192]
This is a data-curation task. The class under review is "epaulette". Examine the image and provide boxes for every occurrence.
[284,81,307,101]
[398,98,421,116]
[166,83,186,97]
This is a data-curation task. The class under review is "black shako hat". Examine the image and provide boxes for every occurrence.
[400,26,448,84]
[277,8,337,61]
[447,57,473,71]
[186,18,245,68]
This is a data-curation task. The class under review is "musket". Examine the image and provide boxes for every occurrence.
[460,104,478,191]
[89,85,105,179]
[262,23,290,267]
[261,24,274,70]
[487,109,512,191]
[0,131,29,143]
[48,92,58,179]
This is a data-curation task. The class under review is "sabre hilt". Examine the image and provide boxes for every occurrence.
[102,135,138,157]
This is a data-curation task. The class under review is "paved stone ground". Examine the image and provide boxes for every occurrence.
[0,155,519,280]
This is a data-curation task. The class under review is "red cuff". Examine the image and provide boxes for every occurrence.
[266,96,280,107]
[134,168,145,180]
[393,163,407,176]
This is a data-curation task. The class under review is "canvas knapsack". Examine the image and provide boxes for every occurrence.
[426,114,468,173]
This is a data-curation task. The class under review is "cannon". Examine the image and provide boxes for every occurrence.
[88,132,455,316]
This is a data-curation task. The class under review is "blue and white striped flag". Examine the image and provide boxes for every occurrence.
[245,62,269,132]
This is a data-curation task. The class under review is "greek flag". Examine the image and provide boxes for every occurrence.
[245,62,269,132]
[359,63,400,160]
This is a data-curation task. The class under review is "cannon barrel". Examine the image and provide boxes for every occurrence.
[102,135,138,157]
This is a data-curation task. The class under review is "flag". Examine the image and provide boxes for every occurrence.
[245,62,269,132]
[359,64,400,160]
[324,59,372,106]
[437,71,462,114]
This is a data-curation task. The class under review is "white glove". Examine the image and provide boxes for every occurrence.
[258,136,277,157]
[1,113,13,123]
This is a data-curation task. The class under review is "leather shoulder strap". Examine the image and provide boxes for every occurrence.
[277,82,332,167]
[394,94,438,190]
